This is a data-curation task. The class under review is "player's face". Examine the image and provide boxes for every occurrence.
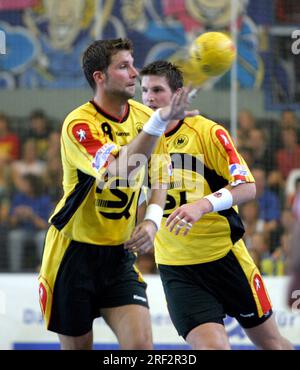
[141,75,174,110]
[104,50,138,99]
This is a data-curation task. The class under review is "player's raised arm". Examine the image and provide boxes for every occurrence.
[107,87,198,178]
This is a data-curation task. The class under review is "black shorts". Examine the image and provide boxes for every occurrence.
[158,248,272,339]
[48,241,148,336]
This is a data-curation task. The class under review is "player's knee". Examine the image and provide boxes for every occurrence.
[126,332,153,350]
[186,324,230,350]
[196,344,230,350]
[257,336,293,350]
[188,332,231,350]
[191,338,231,350]
[59,331,93,350]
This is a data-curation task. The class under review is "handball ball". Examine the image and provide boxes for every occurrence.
[189,32,236,77]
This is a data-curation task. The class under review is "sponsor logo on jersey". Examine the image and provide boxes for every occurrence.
[39,282,47,314]
[76,128,86,142]
[92,143,116,171]
[253,273,272,314]
[220,133,230,146]
[216,129,240,165]
[174,134,189,148]
[229,163,248,177]
[133,294,147,302]
[116,132,130,136]
[213,191,223,198]
[239,312,255,318]
[72,123,102,156]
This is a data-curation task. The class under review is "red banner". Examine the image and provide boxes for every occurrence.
[0,0,38,11]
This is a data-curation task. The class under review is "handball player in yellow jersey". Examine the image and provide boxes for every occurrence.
[38,40,197,350]
[128,60,293,350]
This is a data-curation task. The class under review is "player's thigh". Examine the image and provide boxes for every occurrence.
[101,304,153,349]
[158,264,225,339]
[186,322,230,350]
[99,249,152,348]
[58,330,93,350]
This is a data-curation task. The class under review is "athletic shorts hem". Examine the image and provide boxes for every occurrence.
[100,295,149,309]
[48,322,93,337]
[181,317,224,339]
[238,309,273,329]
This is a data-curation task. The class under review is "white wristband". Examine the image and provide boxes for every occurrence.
[144,203,164,230]
[204,188,233,212]
[143,109,169,137]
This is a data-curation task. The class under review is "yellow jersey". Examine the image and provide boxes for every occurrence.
[155,115,255,265]
[50,99,169,245]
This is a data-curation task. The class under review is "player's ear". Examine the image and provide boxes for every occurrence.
[93,70,105,85]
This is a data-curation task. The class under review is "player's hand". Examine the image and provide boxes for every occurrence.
[166,198,212,236]
[159,85,199,121]
[124,220,157,254]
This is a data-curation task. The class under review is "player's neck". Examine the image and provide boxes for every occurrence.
[165,120,180,134]
[93,94,128,120]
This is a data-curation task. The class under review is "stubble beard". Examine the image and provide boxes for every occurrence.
[105,73,136,102]
[106,85,135,103]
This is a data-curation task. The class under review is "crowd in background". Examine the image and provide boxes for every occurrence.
[236,109,300,277]
[0,110,62,272]
[0,109,299,275]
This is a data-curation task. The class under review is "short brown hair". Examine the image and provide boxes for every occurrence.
[140,60,183,92]
[82,38,133,90]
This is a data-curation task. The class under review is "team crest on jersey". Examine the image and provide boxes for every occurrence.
[136,123,143,134]
[175,134,189,148]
